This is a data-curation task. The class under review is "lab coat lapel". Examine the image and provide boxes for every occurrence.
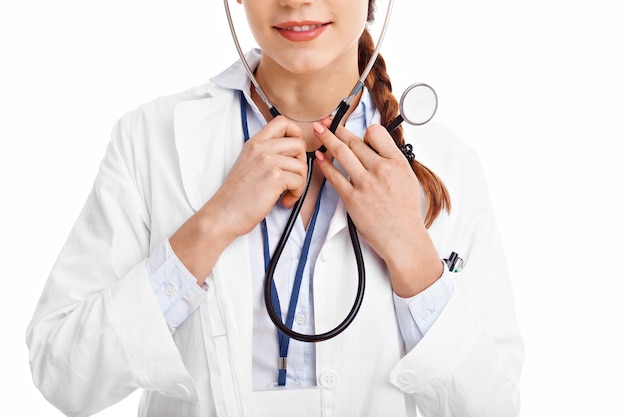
[315,199,359,330]
[173,86,243,212]
[326,200,349,240]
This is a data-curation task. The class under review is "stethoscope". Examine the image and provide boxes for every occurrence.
[224,0,438,343]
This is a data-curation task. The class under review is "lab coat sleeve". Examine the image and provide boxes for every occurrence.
[390,137,524,417]
[26,113,199,416]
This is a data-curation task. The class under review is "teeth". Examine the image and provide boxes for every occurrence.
[289,24,319,32]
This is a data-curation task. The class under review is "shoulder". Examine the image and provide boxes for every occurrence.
[402,121,496,219]
[403,122,483,175]
[114,81,234,130]
[404,122,476,158]
[106,81,238,167]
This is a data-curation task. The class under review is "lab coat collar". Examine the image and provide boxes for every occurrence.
[210,48,261,93]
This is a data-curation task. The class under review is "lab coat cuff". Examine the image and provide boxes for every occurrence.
[146,239,207,330]
[392,264,455,351]
[390,291,481,393]
[109,261,199,401]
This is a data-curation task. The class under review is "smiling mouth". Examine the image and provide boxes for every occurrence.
[279,24,324,32]
[274,22,330,42]
[274,21,330,31]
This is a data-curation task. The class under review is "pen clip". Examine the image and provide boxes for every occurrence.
[445,252,465,272]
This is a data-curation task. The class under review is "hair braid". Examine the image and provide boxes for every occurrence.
[358,29,451,228]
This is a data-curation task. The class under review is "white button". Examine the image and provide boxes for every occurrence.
[290,381,302,388]
[165,285,176,296]
[421,310,432,320]
[295,314,306,325]
[320,249,329,262]
[173,383,190,398]
[319,370,338,389]
[397,369,417,385]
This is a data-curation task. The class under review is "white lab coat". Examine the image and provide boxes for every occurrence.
[26,81,524,417]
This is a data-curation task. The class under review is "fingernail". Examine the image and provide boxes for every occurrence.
[315,150,325,161]
[313,121,325,134]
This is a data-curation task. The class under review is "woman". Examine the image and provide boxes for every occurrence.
[26,0,524,415]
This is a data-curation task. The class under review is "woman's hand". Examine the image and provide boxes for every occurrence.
[210,115,308,236]
[170,116,308,283]
[313,118,443,297]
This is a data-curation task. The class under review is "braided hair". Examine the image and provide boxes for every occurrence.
[360,0,450,228]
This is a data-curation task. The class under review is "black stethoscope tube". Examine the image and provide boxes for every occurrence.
[242,0,396,343]
[263,129,367,342]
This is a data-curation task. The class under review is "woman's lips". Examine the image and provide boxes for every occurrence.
[274,21,329,42]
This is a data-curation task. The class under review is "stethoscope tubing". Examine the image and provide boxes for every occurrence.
[224,0,395,342]
[262,154,367,343]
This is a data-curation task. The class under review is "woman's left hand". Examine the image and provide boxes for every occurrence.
[313,118,443,297]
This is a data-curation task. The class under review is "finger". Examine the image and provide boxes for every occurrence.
[266,152,308,206]
[261,137,306,162]
[313,121,367,181]
[279,170,309,208]
[257,115,305,143]
[330,122,382,169]
[248,116,307,159]
[244,138,308,174]
[314,150,354,198]
[271,153,308,180]
[362,124,404,161]
[279,167,307,196]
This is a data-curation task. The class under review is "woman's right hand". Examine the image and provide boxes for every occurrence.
[170,116,308,283]
[211,115,309,235]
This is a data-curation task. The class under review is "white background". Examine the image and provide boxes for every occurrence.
[2,0,625,415]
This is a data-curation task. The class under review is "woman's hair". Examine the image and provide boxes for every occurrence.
[360,0,451,228]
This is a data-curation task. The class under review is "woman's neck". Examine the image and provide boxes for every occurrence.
[251,53,362,150]
[253,53,360,123]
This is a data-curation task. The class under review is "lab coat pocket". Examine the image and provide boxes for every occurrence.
[250,388,320,417]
